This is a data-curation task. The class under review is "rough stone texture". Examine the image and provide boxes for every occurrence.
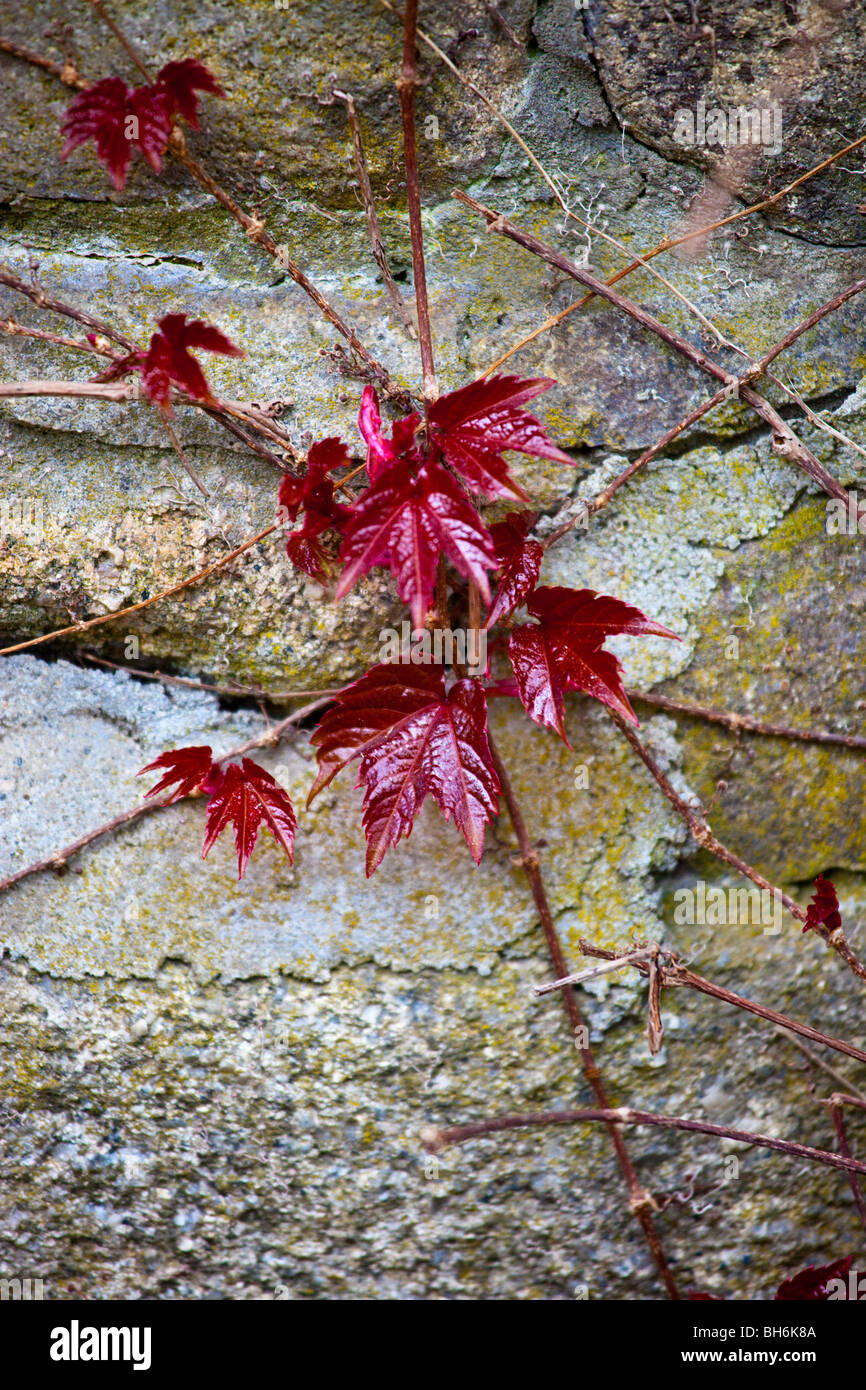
[1,0,865,1300]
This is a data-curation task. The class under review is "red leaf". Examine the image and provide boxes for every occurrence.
[803,874,843,937]
[775,1256,853,1300]
[138,745,214,804]
[139,312,243,410]
[278,438,351,579]
[309,663,500,874]
[508,585,678,743]
[427,374,575,500]
[485,510,543,628]
[357,386,422,481]
[202,758,297,879]
[61,77,172,191]
[155,58,225,128]
[335,460,496,629]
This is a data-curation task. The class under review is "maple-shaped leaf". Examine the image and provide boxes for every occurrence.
[485,510,543,628]
[155,58,225,128]
[358,386,422,480]
[140,312,243,411]
[61,77,172,191]
[427,374,575,501]
[308,663,500,875]
[508,585,678,743]
[775,1256,853,1301]
[202,758,297,879]
[138,745,215,804]
[278,437,351,579]
[802,874,843,938]
[335,460,496,629]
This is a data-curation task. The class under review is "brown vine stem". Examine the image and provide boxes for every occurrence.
[486,730,681,1299]
[0,35,87,88]
[776,1029,866,1104]
[80,653,338,704]
[397,0,437,409]
[827,1100,866,1231]
[0,318,117,357]
[0,26,408,410]
[480,131,866,378]
[455,190,850,505]
[0,696,332,896]
[0,522,279,657]
[0,266,135,351]
[332,89,416,340]
[574,942,866,1069]
[421,1108,866,1179]
[606,708,866,984]
[626,690,866,753]
[540,277,866,549]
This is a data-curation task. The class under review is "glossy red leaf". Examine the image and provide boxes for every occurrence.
[357,386,422,480]
[775,1256,853,1300]
[202,758,297,879]
[308,663,500,874]
[335,460,496,629]
[485,510,543,628]
[802,874,842,937]
[138,744,215,804]
[155,58,225,128]
[427,374,575,500]
[139,312,243,411]
[278,437,351,579]
[61,77,172,191]
[508,585,678,743]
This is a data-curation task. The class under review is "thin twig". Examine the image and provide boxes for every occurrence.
[455,190,849,506]
[421,1108,866,1178]
[332,89,416,339]
[0,35,86,88]
[828,1101,866,1231]
[0,523,279,657]
[0,317,117,357]
[775,1028,866,1104]
[397,0,437,408]
[0,266,135,350]
[576,942,866,1068]
[627,690,866,753]
[534,949,653,995]
[0,696,332,896]
[80,653,338,704]
[487,730,680,1298]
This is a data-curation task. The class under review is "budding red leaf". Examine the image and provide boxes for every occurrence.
[309,663,500,875]
[774,1256,853,1300]
[802,874,842,937]
[154,58,225,129]
[508,585,678,743]
[357,386,422,480]
[202,758,297,879]
[139,313,243,411]
[138,745,215,804]
[61,77,172,191]
[335,460,497,629]
[278,437,351,580]
[485,510,543,628]
[427,374,575,500]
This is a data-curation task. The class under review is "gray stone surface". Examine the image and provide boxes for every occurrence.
[1,0,865,1300]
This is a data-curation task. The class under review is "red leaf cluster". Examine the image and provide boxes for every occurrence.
[139,746,295,879]
[309,663,500,875]
[802,874,842,938]
[278,437,351,580]
[508,586,678,743]
[103,313,242,412]
[61,59,224,190]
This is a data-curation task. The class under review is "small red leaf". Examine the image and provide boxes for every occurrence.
[803,874,842,937]
[335,460,496,629]
[139,312,243,411]
[138,745,214,804]
[278,438,351,579]
[61,77,172,191]
[485,510,543,628]
[155,58,225,129]
[202,758,297,879]
[428,374,575,500]
[775,1256,853,1300]
[509,585,678,743]
[309,663,500,874]
[357,386,422,480]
